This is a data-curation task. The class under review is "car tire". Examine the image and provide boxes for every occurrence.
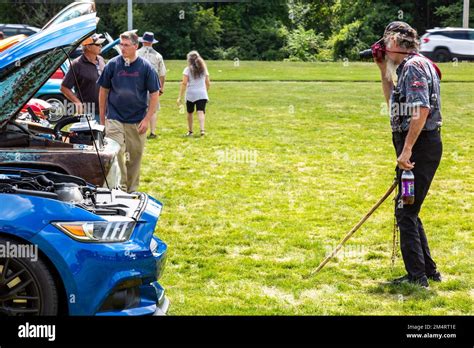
[433,48,451,63]
[0,237,59,315]
[38,94,67,123]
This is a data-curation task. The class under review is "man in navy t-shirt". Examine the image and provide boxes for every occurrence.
[98,31,160,192]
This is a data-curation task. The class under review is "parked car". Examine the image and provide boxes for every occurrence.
[420,27,474,62]
[0,2,124,187]
[0,34,27,52]
[0,1,169,316]
[0,24,40,38]
[34,61,70,123]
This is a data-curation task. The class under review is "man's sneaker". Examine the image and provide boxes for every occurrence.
[200,130,205,137]
[148,133,157,139]
[389,274,429,288]
[390,274,411,284]
[427,271,442,282]
[185,131,193,137]
[412,275,429,288]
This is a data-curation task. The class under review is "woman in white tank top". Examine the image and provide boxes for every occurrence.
[177,51,210,136]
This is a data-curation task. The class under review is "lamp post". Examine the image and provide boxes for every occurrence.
[463,0,470,28]
[127,0,133,31]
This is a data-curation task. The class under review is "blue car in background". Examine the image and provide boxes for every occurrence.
[33,61,70,122]
[0,1,169,316]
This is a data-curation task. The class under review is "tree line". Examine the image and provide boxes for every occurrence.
[0,0,471,61]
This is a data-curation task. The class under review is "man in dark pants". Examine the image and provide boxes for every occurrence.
[375,22,443,287]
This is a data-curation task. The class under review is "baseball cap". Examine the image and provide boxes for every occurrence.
[82,33,106,46]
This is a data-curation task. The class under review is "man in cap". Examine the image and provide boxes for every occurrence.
[137,32,166,139]
[61,33,106,121]
[98,31,160,193]
[375,21,443,288]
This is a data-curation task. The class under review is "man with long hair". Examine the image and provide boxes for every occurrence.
[375,22,443,288]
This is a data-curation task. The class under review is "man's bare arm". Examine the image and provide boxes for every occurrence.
[159,76,165,94]
[374,58,394,105]
[99,87,109,125]
[138,91,159,134]
[60,85,83,113]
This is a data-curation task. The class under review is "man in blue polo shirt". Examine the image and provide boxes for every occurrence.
[98,30,160,193]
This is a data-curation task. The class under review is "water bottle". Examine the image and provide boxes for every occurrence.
[401,170,415,205]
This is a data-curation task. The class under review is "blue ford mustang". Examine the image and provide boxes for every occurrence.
[0,2,169,316]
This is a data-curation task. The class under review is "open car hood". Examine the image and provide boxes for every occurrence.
[0,1,97,130]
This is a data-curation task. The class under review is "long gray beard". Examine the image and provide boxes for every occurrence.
[385,57,399,82]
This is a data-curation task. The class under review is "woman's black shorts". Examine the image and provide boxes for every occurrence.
[186,99,208,113]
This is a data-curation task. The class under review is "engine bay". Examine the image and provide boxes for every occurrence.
[0,115,105,150]
[0,169,144,219]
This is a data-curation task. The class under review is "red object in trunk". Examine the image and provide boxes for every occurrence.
[51,68,64,79]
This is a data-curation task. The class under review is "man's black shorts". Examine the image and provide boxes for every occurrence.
[186,99,207,113]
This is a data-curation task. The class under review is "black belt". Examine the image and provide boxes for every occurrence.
[392,127,441,135]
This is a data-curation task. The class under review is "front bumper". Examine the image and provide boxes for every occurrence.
[154,286,171,316]
[97,280,170,316]
[28,193,169,315]
[154,298,170,316]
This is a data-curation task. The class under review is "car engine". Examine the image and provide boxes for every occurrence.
[0,169,143,218]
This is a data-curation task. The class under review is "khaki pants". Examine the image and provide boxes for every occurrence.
[106,119,146,193]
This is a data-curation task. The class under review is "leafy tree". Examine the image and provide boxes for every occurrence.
[191,7,222,58]
[282,25,325,61]
[0,0,472,61]
[435,2,474,27]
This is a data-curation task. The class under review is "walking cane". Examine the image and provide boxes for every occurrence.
[306,178,398,278]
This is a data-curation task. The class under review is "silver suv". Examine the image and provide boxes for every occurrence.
[0,24,40,37]
[420,28,474,62]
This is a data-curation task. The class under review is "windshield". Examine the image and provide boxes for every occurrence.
[42,1,95,31]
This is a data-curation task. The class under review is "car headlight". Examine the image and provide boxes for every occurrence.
[53,220,136,242]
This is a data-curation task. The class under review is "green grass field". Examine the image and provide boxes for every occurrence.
[164,60,474,82]
[141,61,474,315]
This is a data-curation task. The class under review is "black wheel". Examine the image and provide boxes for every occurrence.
[0,237,58,316]
[433,48,451,62]
[38,94,67,123]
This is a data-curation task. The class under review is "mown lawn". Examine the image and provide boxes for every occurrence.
[140,61,473,315]
[164,60,474,82]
